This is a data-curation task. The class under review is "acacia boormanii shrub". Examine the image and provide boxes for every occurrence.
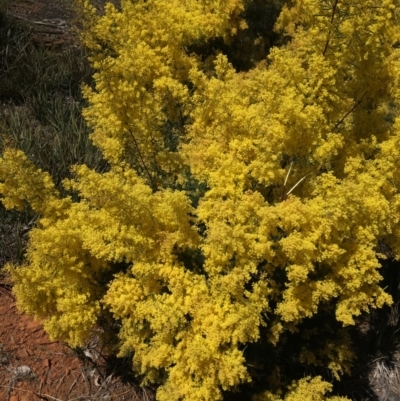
[1,0,400,399]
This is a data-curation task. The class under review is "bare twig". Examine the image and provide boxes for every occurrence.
[7,14,68,30]
[0,384,45,400]
[322,0,339,56]
[128,129,157,191]
[63,373,79,401]
[286,173,312,196]
[333,92,367,131]
[31,29,66,35]
[281,162,311,200]
[284,162,293,187]
[54,374,66,392]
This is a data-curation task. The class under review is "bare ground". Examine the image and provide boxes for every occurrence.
[0,276,155,401]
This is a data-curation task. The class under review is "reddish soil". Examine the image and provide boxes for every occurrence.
[0,277,81,401]
[0,277,152,401]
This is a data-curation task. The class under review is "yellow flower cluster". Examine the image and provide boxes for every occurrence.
[254,376,349,401]
[1,0,400,399]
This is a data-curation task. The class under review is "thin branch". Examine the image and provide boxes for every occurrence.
[7,14,68,31]
[322,32,331,56]
[281,161,292,201]
[32,29,66,36]
[286,173,312,196]
[322,0,340,56]
[128,129,157,191]
[333,92,367,131]
[284,162,293,187]
[330,0,340,24]
[280,161,313,201]
[63,373,79,400]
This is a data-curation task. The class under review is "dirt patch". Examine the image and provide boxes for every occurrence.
[2,0,78,49]
[2,0,119,49]
[0,276,153,401]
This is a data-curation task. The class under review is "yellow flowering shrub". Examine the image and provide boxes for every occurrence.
[1,0,400,399]
[254,376,349,401]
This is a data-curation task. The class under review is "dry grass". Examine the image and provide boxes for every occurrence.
[0,6,109,268]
